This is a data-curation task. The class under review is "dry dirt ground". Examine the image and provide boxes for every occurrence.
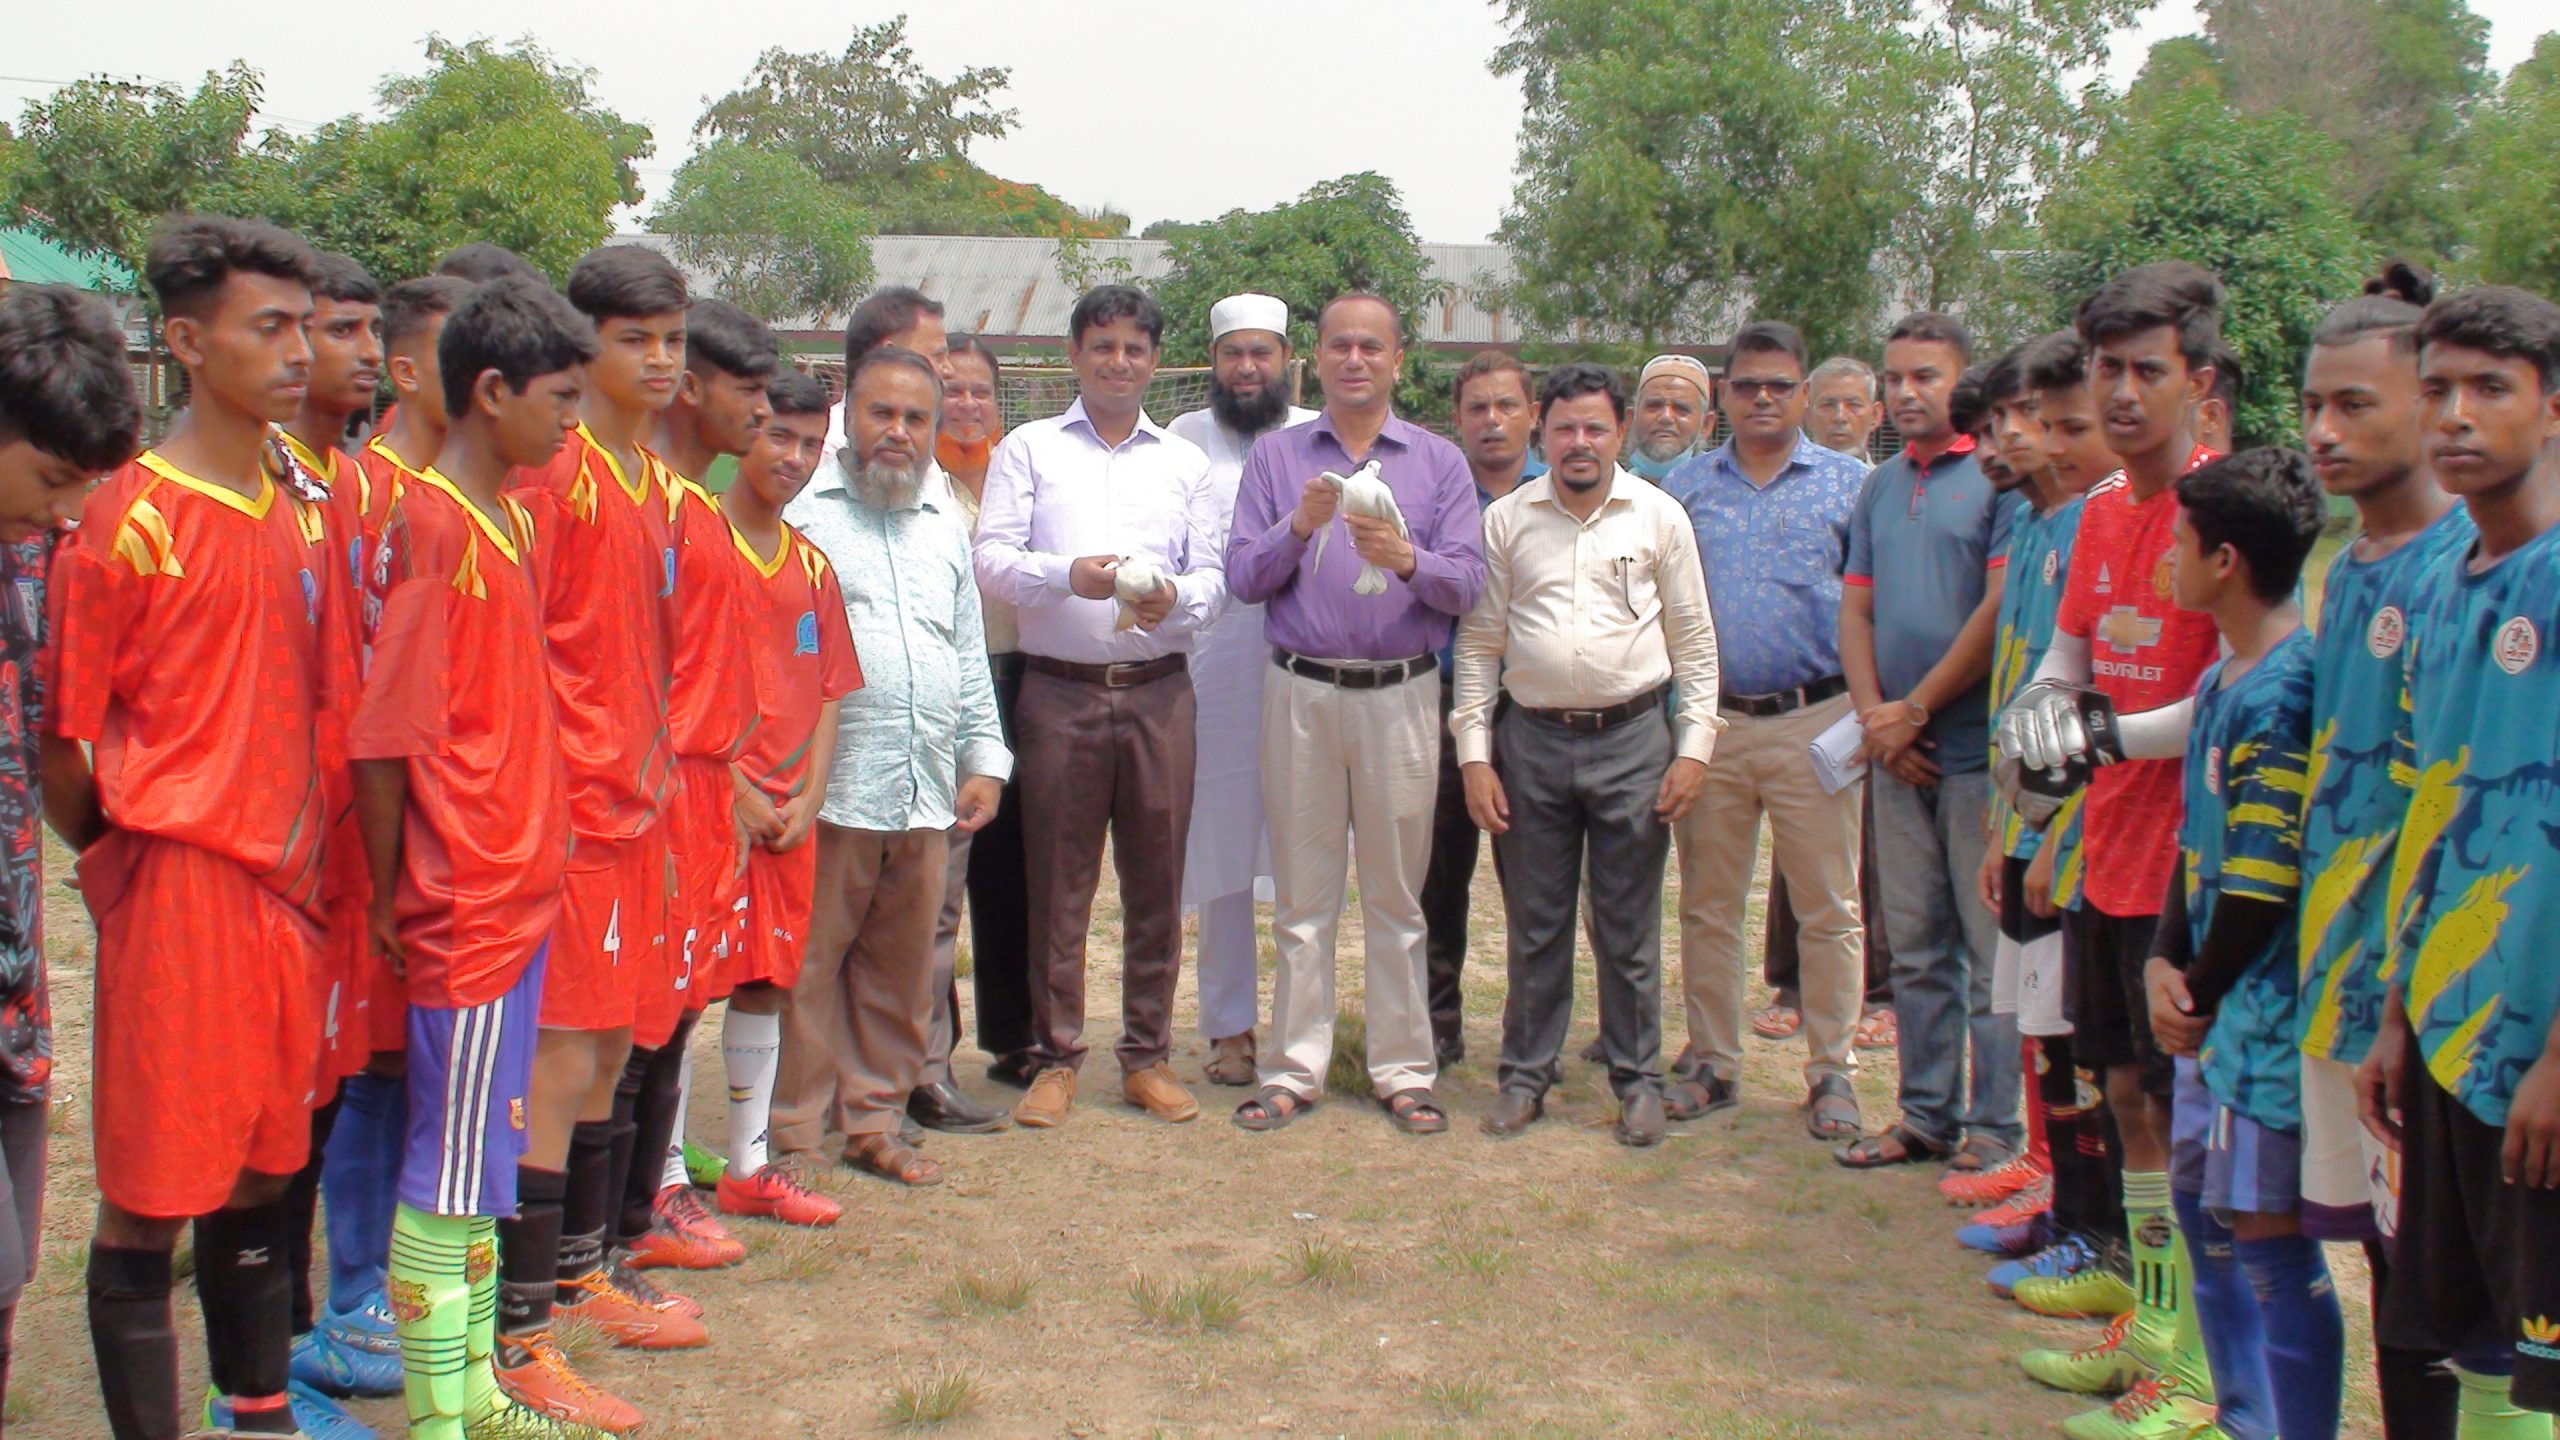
[13,826,2384,1439]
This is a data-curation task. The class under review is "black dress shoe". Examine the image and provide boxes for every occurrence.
[985,1051,1042,1089]
[1578,1036,1606,1065]
[1615,1089,1666,1147]
[1481,1089,1544,1138]
[909,1080,1008,1134]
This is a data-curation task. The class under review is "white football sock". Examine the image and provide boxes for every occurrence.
[723,1009,782,1175]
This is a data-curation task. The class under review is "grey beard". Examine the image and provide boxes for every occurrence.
[849,455,925,511]
[1637,433,1697,464]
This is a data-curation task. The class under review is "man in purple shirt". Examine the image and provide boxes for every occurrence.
[1225,294,1487,1136]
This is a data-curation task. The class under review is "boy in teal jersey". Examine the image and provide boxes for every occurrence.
[2369,285,2560,1428]
[2141,447,2329,1440]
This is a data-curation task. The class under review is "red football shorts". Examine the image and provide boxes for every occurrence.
[734,833,818,993]
[545,827,670,1035]
[83,830,322,1218]
[660,756,748,1015]
[317,893,375,1090]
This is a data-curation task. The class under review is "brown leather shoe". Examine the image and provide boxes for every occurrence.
[1012,1066,1078,1128]
[1122,1062,1200,1122]
[1204,1033,1257,1087]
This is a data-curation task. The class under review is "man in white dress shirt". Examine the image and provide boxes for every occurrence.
[972,284,1228,1129]
[1166,293,1318,1087]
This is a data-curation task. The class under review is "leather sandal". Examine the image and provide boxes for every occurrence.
[1381,1087,1449,1135]
[844,1133,944,1187]
[1232,1085,1312,1133]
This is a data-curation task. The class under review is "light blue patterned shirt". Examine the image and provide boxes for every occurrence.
[1661,435,1868,696]
[785,458,1013,833]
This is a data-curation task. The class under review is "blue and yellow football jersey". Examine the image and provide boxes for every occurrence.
[1992,496,2086,862]
[2189,629,2316,1132]
[2298,507,2475,1065]
[2388,520,2560,1128]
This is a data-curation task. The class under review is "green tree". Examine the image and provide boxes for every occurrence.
[236,37,652,283]
[1491,0,1912,360]
[2456,33,2560,295]
[692,18,1118,240]
[1153,173,1436,368]
[2,64,265,286]
[2037,78,2368,445]
[650,142,874,325]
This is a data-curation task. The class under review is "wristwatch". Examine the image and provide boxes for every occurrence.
[1902,699,1930,727]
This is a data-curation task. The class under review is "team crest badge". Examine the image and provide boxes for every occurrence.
[388,1276,431,1325]
[2152,551,2176,598]
[2136,1214,2173,1250]
[2366,605,2406,659]
[2497,617,2539,675]
[795,611,819,655]
[2204,746,2223,795]
[2041,549,2059,585]
[464,1240,497,1286]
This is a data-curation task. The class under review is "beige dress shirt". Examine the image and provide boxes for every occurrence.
[943,471,1021,656]
[1452,467,1723,766]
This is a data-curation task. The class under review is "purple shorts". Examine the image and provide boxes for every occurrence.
[2171,1055,2303,1219]
[399,943,544,1217]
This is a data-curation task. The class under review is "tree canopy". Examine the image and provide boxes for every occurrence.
[1154,173,1436,366]
[649,142,874,326]
[2457,32,2560,296]
[2,64,266,285]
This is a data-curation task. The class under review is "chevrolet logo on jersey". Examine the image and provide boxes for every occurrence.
[2097,606,2162,654]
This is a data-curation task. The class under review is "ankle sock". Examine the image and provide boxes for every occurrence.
[2173,1186,2275,1439]
[723,1009,781,1176]
[322,1070,408,1313]
[2234,1230,2343,1440]
[88,1244,179,1440]
[495,1163,565,1338]
[193,1203,295,1432]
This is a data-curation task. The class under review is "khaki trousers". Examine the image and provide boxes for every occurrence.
[1259,666,1438,1100]
[771,823,949,1152]
[1673,693,1865,1084]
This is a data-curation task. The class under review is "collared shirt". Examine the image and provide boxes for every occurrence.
[1844,435,2022,775]
[791,455,1012,832]
[1663,435,1866,696]
[1435,458,1545,676]
[1228,411,1488,661]
[1453,468,1722,766]
[940,476,1020,656]
[972,398,1226,664]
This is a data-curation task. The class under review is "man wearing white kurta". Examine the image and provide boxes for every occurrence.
[1166,294,1318,1087]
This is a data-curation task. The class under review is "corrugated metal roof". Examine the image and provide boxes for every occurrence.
[0,227,136,291]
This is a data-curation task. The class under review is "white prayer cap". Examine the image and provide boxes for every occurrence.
[1639,354,1713,399]
[1210,293,1291,344]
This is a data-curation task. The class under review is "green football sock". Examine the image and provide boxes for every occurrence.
[2457,1366,2555,1440]
[463,1215,501,1421]
[390,1204,475,1440]
[2123,1171,2186,1379]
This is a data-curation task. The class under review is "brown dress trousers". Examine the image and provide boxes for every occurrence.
[771,822,950,1153]
[1015,666,1196,1075]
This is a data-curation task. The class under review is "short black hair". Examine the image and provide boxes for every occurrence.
[438,276,599,420]
[842,286,946,369]
[564,245,688,324]
[1453,350,1532,407]
[145,215,320,320]
[2174,446,2325,602]
[435,242,539,284]
[309,251,381,306]
[1979,348,2027,410]
[685,299,781,381]
[1887,312,1974,364]
[2206,340,2243,409]
[1728,321,1808,373]
[2076,261,2226,368]
[947,334,1005,387]
[380,275,477,351]
[2312,260,2437,354]
[764,371,830,419]
[1948,365,1992,439]
[1068,284,1164,350]
[1536,360,1627,425]
[0,284,144,473]
[2416,286,2560,393]
[848,345,945,407]
[2018,329,2089,397]
[1317,292,1404,343]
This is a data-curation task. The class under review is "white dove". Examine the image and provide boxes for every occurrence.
[1310,459,1407,596]
[1111,555,1171,631]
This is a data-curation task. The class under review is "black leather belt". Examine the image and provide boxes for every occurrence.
[1272,649,1437,690]
[1719,674,1847,718]
[1024,653,1187,688]
[1522,682,1671,734]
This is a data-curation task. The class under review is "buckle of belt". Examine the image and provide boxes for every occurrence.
[1338,661,1398,690]
[1555,707,1612,733]
[1102,660,1157,686]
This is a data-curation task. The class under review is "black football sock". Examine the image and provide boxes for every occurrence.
[88,1245,180,1440]
[558,1121,617,1300]
[193,1202,296,1433]
[286,1095,338,1336]
[620,1011,699,1244]
[2367,1239,2459,1440]
[496,1164,566,1339]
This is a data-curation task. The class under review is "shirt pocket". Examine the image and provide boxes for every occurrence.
[1770,515,1836,588]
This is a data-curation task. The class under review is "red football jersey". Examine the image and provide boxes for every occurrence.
[47,452,340,915]
[732,523,863,804]
[664,470,755,762]
[507,426,677,842]
[2052,447,2223,917]
[349,471,570,1006]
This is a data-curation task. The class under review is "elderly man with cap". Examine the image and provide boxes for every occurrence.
[1225,293,1486,1136]
[1167,294,1318,1087]
[1627,354,1715,483]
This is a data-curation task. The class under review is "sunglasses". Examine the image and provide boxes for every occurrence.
[1726,378,1802,400]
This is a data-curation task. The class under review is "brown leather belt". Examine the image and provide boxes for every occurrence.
[1719,674,1847,718]
[1520,682,1672,734]
[1023,653,1187,688]
[1272,648,1438,690]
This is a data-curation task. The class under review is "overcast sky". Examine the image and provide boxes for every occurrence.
[3,0,2550,245]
